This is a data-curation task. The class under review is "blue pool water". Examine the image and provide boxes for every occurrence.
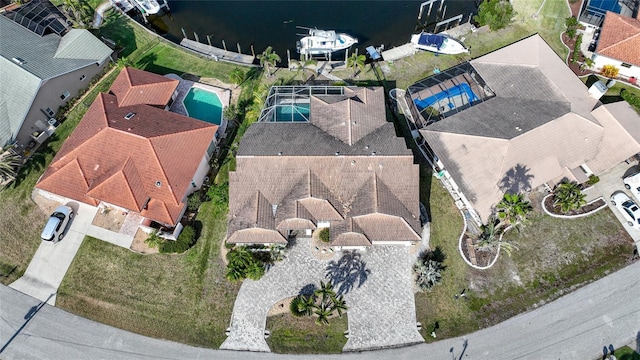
[275,104,310,122]
[414,83,479,111]
[183,88,223,125]
[587,0,622,14]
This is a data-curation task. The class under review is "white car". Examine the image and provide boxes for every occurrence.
[610,192,640,229]
[623,171,640,203]
[40,205,74,242]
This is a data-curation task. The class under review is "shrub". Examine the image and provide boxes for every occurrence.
[571,34,582,63]
[414,247,447,291]
[474,0,516,31]
[225,246,266,281]
[206,182,228,204]
[600,64,619,79]
[565,16,579,39]
[318,228,330,243]
[159,226,196,253]
[144,230,163,249]
[621,89,640,114]
[187,192,203,211]
[586,174,600,186]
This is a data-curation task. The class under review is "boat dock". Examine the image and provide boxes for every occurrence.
[180,39,255,66]
[381,43,418,62]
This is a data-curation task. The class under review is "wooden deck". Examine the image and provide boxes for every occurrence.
[180,39,255,66]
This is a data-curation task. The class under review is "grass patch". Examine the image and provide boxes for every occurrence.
[57,195,239,347]
[613,346,640,360]
[266,313,348,354]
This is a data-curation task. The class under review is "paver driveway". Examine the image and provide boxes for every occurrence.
[9,202,98,305]
[220,238,423,352]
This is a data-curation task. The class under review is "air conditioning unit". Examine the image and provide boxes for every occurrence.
[48,118,58,127]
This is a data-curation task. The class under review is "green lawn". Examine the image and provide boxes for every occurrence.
[57,194,239,347]
[266,313,348,354]
[613,346,640,360]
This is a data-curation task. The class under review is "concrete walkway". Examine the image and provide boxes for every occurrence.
[92,1,112,28]
[9,202,98,305]
[220,238,423,352]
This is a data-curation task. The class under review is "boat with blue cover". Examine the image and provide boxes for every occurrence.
[410,32,468,55]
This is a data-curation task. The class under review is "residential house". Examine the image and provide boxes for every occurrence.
[36,68,217,231]
[227,86,422,249]
[591,11,640,80]
[0,0,113,149]
[404,34,640,224]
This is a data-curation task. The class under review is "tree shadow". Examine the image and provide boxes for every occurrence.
[324,251,371,296]
[298,283,316,297]
[499,163,534,195]
[11,137,57,188]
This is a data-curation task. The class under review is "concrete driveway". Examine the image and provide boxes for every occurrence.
[9,202,98,305]
[584,161,640,246]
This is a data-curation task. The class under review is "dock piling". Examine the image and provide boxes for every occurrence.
[222,40,227,51]
[194,32,199,43]
[237,43,241,54]
[207,35,212,47]
[181,27,187,39]
[251,44,255,57]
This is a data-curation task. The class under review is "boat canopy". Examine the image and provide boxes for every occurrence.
[309,29,338,41]
[417,34,445,50]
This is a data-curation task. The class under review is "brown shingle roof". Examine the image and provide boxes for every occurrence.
[109,67,179,107]
[597,12,640,66]
[36,91,216,226]
[226,228,287,244]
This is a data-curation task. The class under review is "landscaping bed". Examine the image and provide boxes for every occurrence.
[543,195,606,216]
[460,232,497,268]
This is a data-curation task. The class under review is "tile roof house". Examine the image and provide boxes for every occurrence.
[227,86,421,248]
[0,2,113,149]
[405,34,640,224]
[592,11,640,79]
[36,68,217,227]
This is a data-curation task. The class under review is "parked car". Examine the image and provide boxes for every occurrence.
[610,192,640,229]
[623,171,640,203]
[41,205,74,242]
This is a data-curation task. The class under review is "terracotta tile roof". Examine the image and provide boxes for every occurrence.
[36,91,216,226]
[597,12,640,66]
[109,67,179,107]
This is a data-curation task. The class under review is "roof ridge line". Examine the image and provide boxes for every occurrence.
[146,138,178,205]
[598,32,640,53]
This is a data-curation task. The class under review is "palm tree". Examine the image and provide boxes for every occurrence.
[413,259,443,291]
[347,52,366,77]
[314,280,336,304]
[60,0,93,28]
[581,58,595,72]
[290,294,315,317]
[225,266,244,282]
[475,216,518,256]
[257,46,281,77]
[245,261,265,280]
[329,294,348,318]
[229,68,246,88]
[314,303,332,325]
[0,145,22,185]
[496,193,533,226]
[289,59,318,83]
[553,181,587,213]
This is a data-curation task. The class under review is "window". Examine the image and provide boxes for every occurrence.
[60,91,70,100]
[621,63,632,68]
[80,75,86,81]
[45,108,55,117]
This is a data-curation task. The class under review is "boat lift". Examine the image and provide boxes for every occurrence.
[126,0,170,23]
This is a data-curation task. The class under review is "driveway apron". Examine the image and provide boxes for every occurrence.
[9,202,98,305]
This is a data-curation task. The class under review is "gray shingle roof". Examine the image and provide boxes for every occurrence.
[0,16,113,145]
[238,122,412,156]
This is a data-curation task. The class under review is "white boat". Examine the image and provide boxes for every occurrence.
[410,32,468,55]
[132,0,160,14]
[297,28,358,56]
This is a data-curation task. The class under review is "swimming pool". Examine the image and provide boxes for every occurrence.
[182,87,223,125]
[275,104,310,122]
[414,83,479,112]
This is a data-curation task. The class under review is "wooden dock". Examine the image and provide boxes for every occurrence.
[381,43,417,62]
[180,39,255,66]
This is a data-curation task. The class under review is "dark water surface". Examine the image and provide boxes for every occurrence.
[160,0,478,59]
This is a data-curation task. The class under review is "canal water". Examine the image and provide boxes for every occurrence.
[154,0,477,60]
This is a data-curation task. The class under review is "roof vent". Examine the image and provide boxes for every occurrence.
[155,181,162,187]
[124,112,136,120]
[364,145,369,150]
[351,160,356,165]
[143,197,151,210]
[335,151,340,156]
[12,57,25,65]
[515,127,522,132]
[371,151,377,156]
[278,151,283,156]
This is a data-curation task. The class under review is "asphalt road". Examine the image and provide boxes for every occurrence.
[1,261,639,360]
